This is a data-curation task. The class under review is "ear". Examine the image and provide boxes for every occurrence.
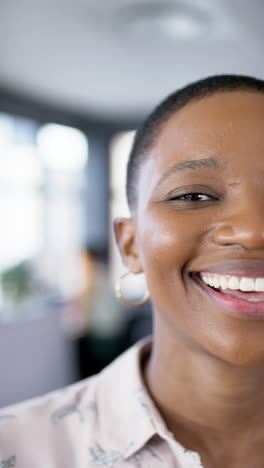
[113,217,143,274]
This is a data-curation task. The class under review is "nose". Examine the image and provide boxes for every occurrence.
[212,197,264,250]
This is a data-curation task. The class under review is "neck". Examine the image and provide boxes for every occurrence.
[144,322,264,454]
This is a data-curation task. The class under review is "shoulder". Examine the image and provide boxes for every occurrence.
[0,339,151,467]
[0,375,98,464]
[0,373,98,420]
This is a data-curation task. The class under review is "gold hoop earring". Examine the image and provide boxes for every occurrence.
[115,271,150,307]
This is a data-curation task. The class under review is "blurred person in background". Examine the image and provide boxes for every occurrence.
[66,247,127,378]
[1,74,264,468]
[62,245,151,379]
[73,246,127,378]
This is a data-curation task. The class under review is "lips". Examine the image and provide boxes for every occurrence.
[215,287,264,301]
[191,271,264,319]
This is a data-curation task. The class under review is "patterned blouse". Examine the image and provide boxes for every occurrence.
[0,338,203,467]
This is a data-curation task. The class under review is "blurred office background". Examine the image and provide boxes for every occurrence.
[0,0,263,407]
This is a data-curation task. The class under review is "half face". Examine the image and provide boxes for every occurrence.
[116,91,264,365]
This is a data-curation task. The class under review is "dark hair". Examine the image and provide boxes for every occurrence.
[126,74,264,212]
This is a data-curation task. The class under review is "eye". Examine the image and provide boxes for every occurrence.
[172,193,214,201]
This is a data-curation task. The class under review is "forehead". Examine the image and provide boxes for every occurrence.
[157,91,264,157]
[137,91,264,209]
[146,91,264,171]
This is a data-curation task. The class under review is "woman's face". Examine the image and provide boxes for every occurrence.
[116,91,264,365]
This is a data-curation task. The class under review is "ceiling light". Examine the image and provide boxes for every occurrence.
[121,2,213,40]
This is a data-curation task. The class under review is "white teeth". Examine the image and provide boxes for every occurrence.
[212,276,220,288]
[219,276,228,290]
[255,278,264,292]
[208,277,214,287]
[203,276,210,285]
[228,276,240,290]
[200,273,264,292]
[239,277,254,291]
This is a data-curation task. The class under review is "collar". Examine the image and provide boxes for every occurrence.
[96,336,181,460]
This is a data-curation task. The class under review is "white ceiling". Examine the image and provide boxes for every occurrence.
[0,0,263,121]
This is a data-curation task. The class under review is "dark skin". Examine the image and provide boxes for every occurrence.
[114,91,264,468]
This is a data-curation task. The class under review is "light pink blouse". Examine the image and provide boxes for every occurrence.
[0,338,203,467]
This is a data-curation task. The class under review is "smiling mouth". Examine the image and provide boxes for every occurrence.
[191,273,264,319]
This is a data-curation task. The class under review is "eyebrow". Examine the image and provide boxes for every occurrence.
[157,156,226,186]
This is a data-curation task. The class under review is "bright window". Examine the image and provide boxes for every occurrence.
[0,113,89,320]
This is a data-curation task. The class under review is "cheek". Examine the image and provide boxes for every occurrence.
[138,209,198,296]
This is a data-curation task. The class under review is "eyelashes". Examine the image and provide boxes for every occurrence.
[169,192,217,202]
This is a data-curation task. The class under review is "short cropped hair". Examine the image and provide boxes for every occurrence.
[126,74,264,212]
